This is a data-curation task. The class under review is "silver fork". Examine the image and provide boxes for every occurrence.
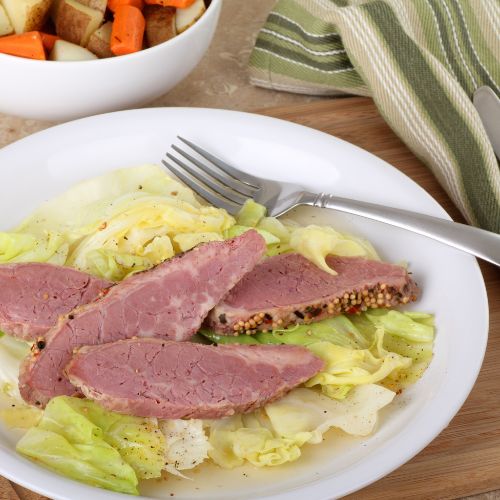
[163,137,500,267]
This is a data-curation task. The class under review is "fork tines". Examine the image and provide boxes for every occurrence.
[162,137,260,214]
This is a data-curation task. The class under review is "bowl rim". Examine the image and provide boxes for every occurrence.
[0,0,221,66]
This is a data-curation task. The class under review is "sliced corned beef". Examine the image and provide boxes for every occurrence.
[0,263,112,341]
[65,338,324,418]
[19,230,266,407]
[206,254,419,335]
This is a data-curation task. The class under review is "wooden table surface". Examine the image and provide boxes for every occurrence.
[2,97,499,500]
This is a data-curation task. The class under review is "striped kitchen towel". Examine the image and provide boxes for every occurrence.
[249,0,500,233]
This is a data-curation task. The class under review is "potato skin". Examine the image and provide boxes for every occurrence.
[87,21,114,58]
[26,0,53,31]
[53,0,104,46]
[144,5,176,47]
[77,0,107,13]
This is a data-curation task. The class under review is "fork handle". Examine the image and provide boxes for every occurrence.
[304,192,500,267]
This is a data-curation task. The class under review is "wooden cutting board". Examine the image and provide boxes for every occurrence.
[2,97,499,500]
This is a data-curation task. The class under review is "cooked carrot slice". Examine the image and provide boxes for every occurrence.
[40,33,60,52]
[144,0,196,8]
[0,32,46,60]
[110,5,145,56]
[108,0,144,12]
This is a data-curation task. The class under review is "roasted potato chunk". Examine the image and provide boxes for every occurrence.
[144,5,176,47]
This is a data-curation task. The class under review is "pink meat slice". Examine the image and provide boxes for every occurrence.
[0,263,112,341]
[66,338,325,419]
[205,253,419,335]
[19,230,266,407]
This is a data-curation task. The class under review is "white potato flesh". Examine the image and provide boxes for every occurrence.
[50,39,98,61]
[0,5,13,36]
[175,0,206,34]
[2,0,52,34]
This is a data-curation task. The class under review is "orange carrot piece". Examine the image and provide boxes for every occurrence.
[108,0,144,12]
[0,32,46,60]
[40,33,60,52]
[144,0,196,8]
[110,5,145,56]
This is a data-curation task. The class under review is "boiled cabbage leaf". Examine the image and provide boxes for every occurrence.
[206,384,395,468]
[288,225,379,275]
[85,248,155,281]
[234,201,380,271]
[257,217,291,242]
[254,316,370,349]
[350,311,435,389]
[0,334,31,400]
[16,397,140,495]
[304,338,411,397]
[0,334,41,429]
[173,232,223,252]
[17,164,202,238]
[2,165,235,279]
[236,199,266,227]
[0,231,68,265]
[17,429,138,495]
[57,397,166,480]
[16,396,167,494]
[66,196,233,276]
[362,309,434,342]
[225,225,280,245]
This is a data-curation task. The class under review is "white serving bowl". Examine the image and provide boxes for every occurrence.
[0,0,222,121]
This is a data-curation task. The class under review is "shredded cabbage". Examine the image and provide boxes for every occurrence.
[305,338,411,397]
[160,419,210,476]
[173,232,223,252]
[225,225,280,245]
[17,164,203,238]
[0,165,235,280]
[0,231,68,265]
[0,168,383,280]
[350,311,435,390]
[85,249,156,281]
[288,225,379,275]
[206,384,395,468]
[236,200,266,227]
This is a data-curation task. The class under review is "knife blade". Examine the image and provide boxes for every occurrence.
[473,86,500,160]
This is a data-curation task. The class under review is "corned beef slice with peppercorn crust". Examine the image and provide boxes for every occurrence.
[19,230,266,407]
[205,253,419,335]
[65,338,325,419]
[0,263,112,341]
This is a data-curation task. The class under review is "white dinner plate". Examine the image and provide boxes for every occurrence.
[0,108,488,500]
